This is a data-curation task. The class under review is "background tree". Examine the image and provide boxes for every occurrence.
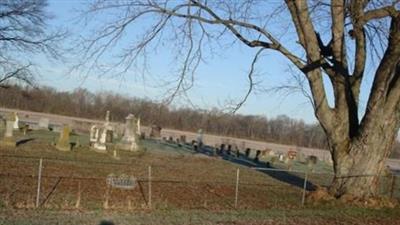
[75,0,400,199]
[0,0,63,87]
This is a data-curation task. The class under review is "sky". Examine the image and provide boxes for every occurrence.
[35,0,376,125]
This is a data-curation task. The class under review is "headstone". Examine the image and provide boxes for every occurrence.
[197,129,203,147]
[22,124,29,135]
[220,144,225,154]
[38,118,49,130]
[117,114,138,151]
[297,152,306,163]
[89,125,99,145]
[0,113,16,147]
[254,150,261,162]
[13,113,19,129]
[235,146,240,158]
[307,155,318,172]
[287,150,297,160]
[56,125,71,151]
[106,130,113,143]
[278,154,285,162]
[180,135,186,144]
[93,111,114,152]
[136,118,141,136]
[245,148,251,158]
[150,125,162,138]
[94,127,107,151]
[227,145,232,155]
[193,143,198,152]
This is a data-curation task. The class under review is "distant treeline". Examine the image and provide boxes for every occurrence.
[0,85,399,156]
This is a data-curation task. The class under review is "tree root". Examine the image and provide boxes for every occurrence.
[306,186,399,208]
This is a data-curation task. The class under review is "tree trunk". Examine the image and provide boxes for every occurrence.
[328,118,398,198]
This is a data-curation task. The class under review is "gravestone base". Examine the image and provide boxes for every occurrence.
[116,141,138,151]
[93,142,107,153]
[56,143,70,151]
[0,137,16,148]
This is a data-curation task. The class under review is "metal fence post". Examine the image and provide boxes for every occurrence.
[36,158,43,208]
[235,168,240,208]
[301,171,308,206]
[148,165,152,209]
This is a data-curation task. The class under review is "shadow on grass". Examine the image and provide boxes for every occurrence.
[16,138,35,146]
[99,220,115,225]
[148,139,316,191]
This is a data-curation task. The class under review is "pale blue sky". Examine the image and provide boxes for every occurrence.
[36,0,375,124]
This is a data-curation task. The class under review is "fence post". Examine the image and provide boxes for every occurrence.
[301,171,308,206]
[148,165,152,209]
[235,168,240,208]
[390,174,396,198]
[35,158,43,208]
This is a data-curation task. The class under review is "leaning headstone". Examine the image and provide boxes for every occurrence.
[38,118,49,130]
[117,114,138,151]
[56,125,71,151]
[0,113,16,147]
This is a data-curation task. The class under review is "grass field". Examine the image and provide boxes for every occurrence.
[0,129,399,224]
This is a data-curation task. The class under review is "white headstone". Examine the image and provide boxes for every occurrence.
[197,129,203,144]
[118,114,138,151]
[90,125,99,143]
[136,118,141,136]
[13,114,19,129]
[5,120,14,138]
[94,127,107,151]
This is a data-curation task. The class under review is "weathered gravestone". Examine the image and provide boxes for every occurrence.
[179,135,186,144]
[307,155,318,172]
[0,113,16,147]
[56,125,71,151]
[117,114,138,151]
[38,118,49,130]
[150,125,162,138]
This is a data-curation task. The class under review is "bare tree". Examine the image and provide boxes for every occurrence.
[77,0,400,199]
[0,0,63,87]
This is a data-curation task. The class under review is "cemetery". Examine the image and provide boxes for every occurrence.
[0,110,399,225]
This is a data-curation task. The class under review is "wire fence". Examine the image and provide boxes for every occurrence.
[0,155,399,210]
